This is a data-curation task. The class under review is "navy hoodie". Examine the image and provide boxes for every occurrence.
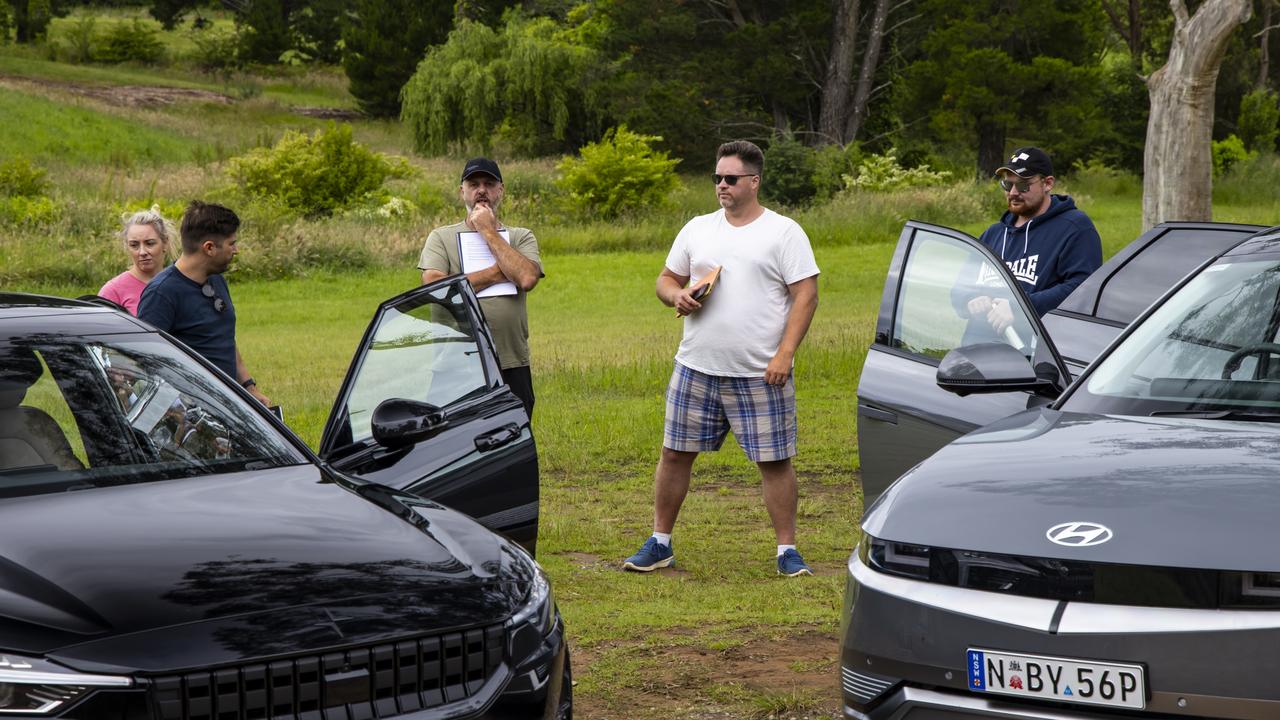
[976,194,1102,316]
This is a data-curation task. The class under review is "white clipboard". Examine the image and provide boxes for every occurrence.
[458,230,517,298]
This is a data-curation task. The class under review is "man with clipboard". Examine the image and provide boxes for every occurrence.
[418,158,544,417]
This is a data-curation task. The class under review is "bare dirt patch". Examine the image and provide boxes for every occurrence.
[0,74,233,107]
[575,626,840,719]
[294,106,363,120]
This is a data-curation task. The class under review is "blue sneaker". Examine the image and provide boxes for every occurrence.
[623,537,674,572]
[777,548,813,577]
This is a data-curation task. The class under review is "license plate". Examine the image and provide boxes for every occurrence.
[967,648,1145,710]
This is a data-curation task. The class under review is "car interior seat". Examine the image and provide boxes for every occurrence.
[0,347,83,472]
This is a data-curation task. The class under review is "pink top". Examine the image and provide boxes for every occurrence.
[98,271,149,316]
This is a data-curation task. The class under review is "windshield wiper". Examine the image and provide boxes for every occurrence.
[1150,409,1280,422]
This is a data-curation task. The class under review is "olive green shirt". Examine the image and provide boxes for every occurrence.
[417,221,541,370]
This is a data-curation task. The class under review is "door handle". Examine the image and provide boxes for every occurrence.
[474,423,521,451]
[858,404,898,425]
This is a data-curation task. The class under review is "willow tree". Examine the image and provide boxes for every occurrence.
[400,14,604,156]
[1142,0,1252,230]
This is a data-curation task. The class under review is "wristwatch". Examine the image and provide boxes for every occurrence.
[241,377,256,389]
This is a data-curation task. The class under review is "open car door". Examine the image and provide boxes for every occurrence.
[319,277,539,554]
[856,221,1070,506]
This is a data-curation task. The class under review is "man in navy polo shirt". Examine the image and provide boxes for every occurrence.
[139,201,270,406]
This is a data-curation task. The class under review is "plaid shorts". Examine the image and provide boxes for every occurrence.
[663,363,797,462]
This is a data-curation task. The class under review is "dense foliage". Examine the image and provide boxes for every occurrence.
[401,14,603,155]
[95,18,163,63]
[342,0,452,118]
[556,126,680,218]
[225,124,411,217]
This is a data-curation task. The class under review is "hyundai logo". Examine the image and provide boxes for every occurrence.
[1046,522,1113,547]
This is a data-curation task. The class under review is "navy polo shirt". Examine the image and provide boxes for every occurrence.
[138,265,238,379]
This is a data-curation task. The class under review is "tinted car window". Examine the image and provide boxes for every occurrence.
[0,337,306,497]
[1069,258,1280,414]
[1094,228,1252,324]
[341,284,489,445]
[893,230,1038,360]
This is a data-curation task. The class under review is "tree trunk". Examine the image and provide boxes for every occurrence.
[844,0,892,143]
[817,0,860,145]
[1261,0,1273,88]
[976,119,1006,180]
[1143,0,1252,230]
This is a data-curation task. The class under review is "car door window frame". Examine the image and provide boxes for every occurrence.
[877,221,1072,384]
[318,276,507,459]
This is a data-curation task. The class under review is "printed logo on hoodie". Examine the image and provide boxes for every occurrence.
[1005,255,1039,285]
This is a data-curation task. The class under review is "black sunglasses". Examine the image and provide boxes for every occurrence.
[998,176,1042,193]
[712,173,757,186]
[201,283,226,313]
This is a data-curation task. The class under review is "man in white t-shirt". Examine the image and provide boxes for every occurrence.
[622,140,821,577]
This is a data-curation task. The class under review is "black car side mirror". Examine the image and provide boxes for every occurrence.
[371,399,449,447]
[937,342,1059,398]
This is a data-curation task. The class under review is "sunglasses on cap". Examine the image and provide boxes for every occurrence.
[712,173,757,186]
[201,283,226,313]
[998,175,1043,193]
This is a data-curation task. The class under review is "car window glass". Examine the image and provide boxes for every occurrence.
[893,230,1038,361]
[341,284,489,446]
[0,338,306,498]
[1094,228,1253,323]
[20,351,87,466]
[1074,259,1280,413]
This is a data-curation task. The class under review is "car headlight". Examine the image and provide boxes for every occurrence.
[862,534,932,581]
[509,562,554,637]
[0,654,130,715]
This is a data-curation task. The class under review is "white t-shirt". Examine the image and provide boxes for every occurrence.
[665,208,820,376]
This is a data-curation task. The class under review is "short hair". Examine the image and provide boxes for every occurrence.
[716,140,764,176]
[180,201,240,254]
[119,205,176,254]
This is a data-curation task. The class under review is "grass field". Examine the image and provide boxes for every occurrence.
[8,26,1280,717]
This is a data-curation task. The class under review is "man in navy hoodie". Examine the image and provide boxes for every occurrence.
[965,147,1102,334]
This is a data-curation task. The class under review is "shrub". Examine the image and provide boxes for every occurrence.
[844,148,951,192]
[762,134,817,207]
[0,157,49,198]
[0,195,59,226]
[62,14,96,63]
[1212,134,1252,177]
[225,123,413,217]
[96,19,165,64]
[1066,159,1139,198]
[188,25,240,72]
[811,143,861,201]
[1238,89,1280,154]
[556,126,681,218]
[0,2,12,44]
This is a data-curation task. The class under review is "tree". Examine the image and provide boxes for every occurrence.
[342,0,453,118]
[817,0,859,145]
[6,0,69,42]
[1142,0,1252,230]
[895,0,1106,177]
[844,0,893,143]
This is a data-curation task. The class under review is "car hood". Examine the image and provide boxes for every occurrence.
[864,408,1280,572]
[0,465,528,669]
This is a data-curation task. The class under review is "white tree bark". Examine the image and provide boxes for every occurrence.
[1142,0,1252,230]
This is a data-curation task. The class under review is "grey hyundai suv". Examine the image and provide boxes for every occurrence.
[843,221,1280,719]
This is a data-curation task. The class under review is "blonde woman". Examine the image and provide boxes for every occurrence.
[98,206,175,315]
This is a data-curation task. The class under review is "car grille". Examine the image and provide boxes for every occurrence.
[148,625,505,720]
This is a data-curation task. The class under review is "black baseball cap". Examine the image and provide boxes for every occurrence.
[995,147,1053,178]
[461,157,502,183]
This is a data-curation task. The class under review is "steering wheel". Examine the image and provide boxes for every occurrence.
[1221,343,1280,379]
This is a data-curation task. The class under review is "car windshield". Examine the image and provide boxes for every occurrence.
[1065,257,1280,415]
[0,334,307,498]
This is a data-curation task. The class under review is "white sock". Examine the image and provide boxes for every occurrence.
[652,532,672,547]
[777,544,796,557]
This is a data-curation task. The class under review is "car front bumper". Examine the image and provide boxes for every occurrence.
[840,553,1280,720]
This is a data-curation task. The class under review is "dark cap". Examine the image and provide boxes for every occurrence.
[461,157,502,183]
[995,147,1053,178]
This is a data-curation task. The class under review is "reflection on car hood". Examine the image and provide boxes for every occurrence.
[0,465,523,664]
[865,408,1280,571]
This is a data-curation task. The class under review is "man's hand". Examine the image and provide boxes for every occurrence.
[986,298,1014,333]
[248,385,271,407]
[764,351,793,385]
[673,288,703,317]
[966,295,993,318]
[469,203,498,233]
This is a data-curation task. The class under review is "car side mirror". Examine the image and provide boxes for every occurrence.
[371,399,448,447]
[936,342,1059,398]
